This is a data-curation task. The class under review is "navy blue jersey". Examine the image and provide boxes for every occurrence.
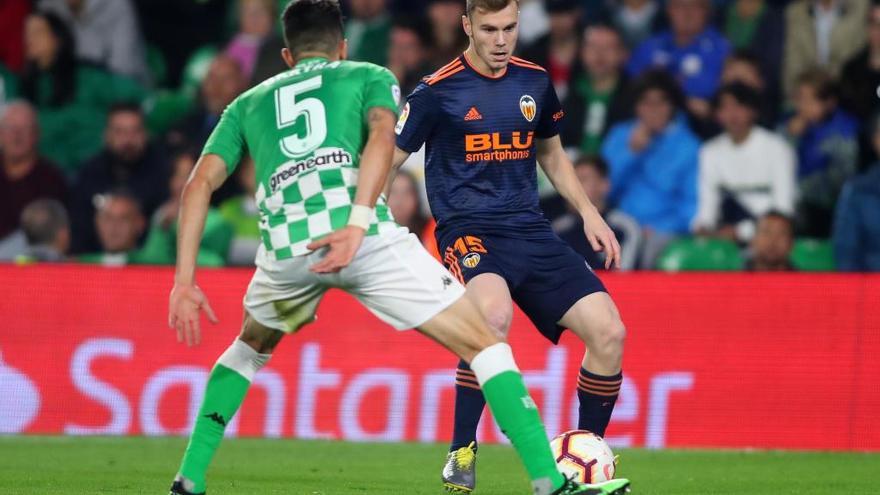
[395,54,564,236]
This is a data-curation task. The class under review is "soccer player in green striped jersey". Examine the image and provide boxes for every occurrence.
[166,2,628,495]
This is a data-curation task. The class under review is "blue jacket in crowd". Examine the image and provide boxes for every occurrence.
[833,166,880,272]
[626,27,731,99]
[796,109,859,179]
[601,115,700,235]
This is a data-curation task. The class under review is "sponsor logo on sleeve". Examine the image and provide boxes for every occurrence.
[395,102,410,135]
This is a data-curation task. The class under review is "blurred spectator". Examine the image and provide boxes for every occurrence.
[78,189,147,266]
[225,0,277,81]
[602,70,700,265]
[562,24,631,155]
[720,50,778,127]
[167,55,248,152]
[517,0,551,46]
[840,2,880,121]
[136,0,233,88]
[833,164,880,271]
[219,156,260,266]
[388,170,430,239]
[427,0,469,68]
[138,149,232,266]
[0,0,30,73]
[718,0,784,99]
[387,17,434,97]
[70,103,169,253]
[784,69,859,237]
[386,170,440,258]
[693,84,796,243]
[17,199,70,263]
[627,0,731,121]
[520,0,582,100]
[346,0,392,66]
[38,0,150,85]
[745,210,796,271]
[20,11,145,172]
[783,0,869,102]
[552,155,642,270]
[0,64,17,109]
[167,54,248,206]
[607,0,665,49]
[0,101,68,241]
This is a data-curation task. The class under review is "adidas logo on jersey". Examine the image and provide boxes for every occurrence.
[464,107,483,121]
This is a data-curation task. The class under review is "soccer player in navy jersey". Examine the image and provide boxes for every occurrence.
[392,1,627,492]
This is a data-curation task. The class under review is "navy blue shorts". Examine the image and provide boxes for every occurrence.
[437,227,607,344]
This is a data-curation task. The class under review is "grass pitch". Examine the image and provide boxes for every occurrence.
[0,436,877,494]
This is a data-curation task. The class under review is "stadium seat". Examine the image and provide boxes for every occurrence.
[181,45,219,96]
[656,237,744,272]
[144,89,195,135]
[145,43,168,88]
[791,238,835,272]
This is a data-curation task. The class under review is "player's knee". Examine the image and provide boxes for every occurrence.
[483,308,512,337]
[239,315,284,354]
[592,319,626,361]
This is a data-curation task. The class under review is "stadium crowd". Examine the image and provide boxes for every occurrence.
[0,0,878,271]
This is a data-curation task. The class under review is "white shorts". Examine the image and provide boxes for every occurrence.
[243,227,466,333]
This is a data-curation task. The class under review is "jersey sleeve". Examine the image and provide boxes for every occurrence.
[202,97,245,175]
[535,77,563,139]
[395,82,440,153]
[362,65,401,119]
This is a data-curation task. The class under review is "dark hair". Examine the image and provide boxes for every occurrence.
[281,0,344,56]
[392,16,434,49]
[466,0,518,16]
[631,69,685,110]
[21,11,78,107]
[108,101,144,119]
[20,199,69,245]
[582,22,624,44]
[714,82,761,113]
[725,49,761,70]
[759,210,794,235]
[796,68,838,101]
[95,187,143,215]
[573,155,609,178]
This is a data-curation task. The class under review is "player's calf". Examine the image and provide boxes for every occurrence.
[561,293,626,437]
[172,316,282,494]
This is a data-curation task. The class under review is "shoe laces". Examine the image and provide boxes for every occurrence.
[453,441,476,469]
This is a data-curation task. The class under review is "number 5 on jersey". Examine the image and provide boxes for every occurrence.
[275,75,327,158]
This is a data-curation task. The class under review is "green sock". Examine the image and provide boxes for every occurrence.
[178,363,252,492]
[481,370,566,492]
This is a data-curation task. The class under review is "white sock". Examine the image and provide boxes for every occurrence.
[216,338,271,382]
[469,343,519,385]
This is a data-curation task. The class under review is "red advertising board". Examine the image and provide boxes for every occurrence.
[0,265,877,450]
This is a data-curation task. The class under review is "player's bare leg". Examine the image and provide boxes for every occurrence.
[559,292,626,437]
[442,273,514,492]
[171,314,285,495]
[419,294,628,495]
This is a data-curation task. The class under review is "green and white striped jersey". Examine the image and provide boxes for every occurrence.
[203,57,401,260]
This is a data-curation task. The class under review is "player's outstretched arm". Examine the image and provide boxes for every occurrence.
[536,135,621,269]
[169,154,228,346]
[308,107,398,273]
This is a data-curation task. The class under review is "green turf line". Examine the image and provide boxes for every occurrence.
[0,436,877,494]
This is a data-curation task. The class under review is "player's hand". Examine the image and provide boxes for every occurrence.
[307,226,366,274]
[168,283,219,347]
[582,207,622,270]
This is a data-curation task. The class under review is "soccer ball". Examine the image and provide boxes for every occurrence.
[550,430,616,483]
